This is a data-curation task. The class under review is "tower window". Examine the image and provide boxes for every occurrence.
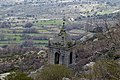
[55,52,60,64]
[62,55,65,65]
[69,52,73,64]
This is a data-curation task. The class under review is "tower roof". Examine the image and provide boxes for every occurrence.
[49,21,73,48]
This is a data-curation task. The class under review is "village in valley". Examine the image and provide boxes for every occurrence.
[0,0,120,80]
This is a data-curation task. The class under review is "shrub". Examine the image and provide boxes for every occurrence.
[24,23,33,28]
[35,65,73,80]
[23,28,38,33]
[81,59,120,80]
[93,60,120,80]
[21,40,34,47]
[4,71,33,80]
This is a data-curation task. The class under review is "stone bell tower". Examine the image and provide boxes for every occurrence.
[48,20,76,66]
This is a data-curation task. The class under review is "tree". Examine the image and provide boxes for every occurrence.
[92,60,120,80]
[0,22,11,28]
[81,59,120,80]
[35,65,73,80]
[24,23,33,28]
[21,40,34,47]
[0,32,6,40]
[21,34,32,40]
[23,28,38,33]
[4,71,33,80]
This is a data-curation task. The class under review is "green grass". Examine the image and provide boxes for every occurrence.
[38,30,49,33]
[97,10,113,15]
[0,40,23,44]
[28,33,44,36]
[32,26,44,29]
[34,40,48,43]
[0,41,11,44]
[7,33,22,36]
[35,43,47,47]
[35,20,63,25]
[0,43,15,46]
[0,39,48,46]
[0,43,8,45]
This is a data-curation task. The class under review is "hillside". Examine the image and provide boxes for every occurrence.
[0,0,120,48]
[0,1,120,19]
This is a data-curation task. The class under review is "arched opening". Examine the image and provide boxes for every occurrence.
[62,55,65,65]
[55,52,60,64]
[69,52,73,64]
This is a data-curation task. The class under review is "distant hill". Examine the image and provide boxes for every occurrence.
[0,0,120,19]
[97,0,120,3]
[1,0,120,5]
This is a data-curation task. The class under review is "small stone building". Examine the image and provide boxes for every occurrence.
[48,22,76,66]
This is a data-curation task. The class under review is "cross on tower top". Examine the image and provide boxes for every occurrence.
[61,17,66,30]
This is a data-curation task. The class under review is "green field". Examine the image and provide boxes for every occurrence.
[35,20,63,25]
[97,10,113,15]
[0,20,62,47]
